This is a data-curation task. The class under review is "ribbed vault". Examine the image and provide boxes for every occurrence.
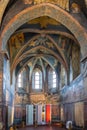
[0,3,87,58]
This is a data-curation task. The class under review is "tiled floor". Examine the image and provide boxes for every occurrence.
[18,125,66,130]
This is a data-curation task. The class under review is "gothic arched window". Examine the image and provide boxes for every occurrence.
[32,69,42,89]
[60,64,67,88]
[17,72,23,88]
[17,68,27,88]
[53,71,56,88]
[48,69,57,89]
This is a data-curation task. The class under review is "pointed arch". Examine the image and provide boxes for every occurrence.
[0,3,87,58]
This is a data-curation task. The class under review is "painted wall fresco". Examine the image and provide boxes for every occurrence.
[23,0,69,11]
[82,59,87,79]
[9,32,80,87]
[14,106,26,124]
[0,107,3,122]
[14,106,22,120]
[14,93,29,105]
[30,94,45,104]
[60,58,87,127]
[14,34,71,83]
[83,59,87,127]
[28,16,60,28]
[60,75,85,103]
[84,102,87,127]
[60,64,67,88]
[9,33,24,64]
[75,102,84,127]
[51,105,60,120]
[72,45,80,79]
[0,0,9,24]
[15,92,59,105]
[60,102,85,127]
[63,104,74,122]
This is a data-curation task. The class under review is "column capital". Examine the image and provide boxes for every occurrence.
[0,50,9,59]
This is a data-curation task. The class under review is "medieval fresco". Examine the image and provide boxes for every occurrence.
[14,106,22,120]
[30,94,46,104]
[60,64,67,88]
[34,0,69,11]
[56,36,72,60]
[84,102,87,127]
[28,16,60,28]
[75,102,84,127]
[81,58,87,115]
[15,92,59,105]
[51,105,60,120]
[15,93,29,105]
[72,45,80,79]
[8,33,24,64]
[60,75,86,103]
[14,106,26,123]
[0,108,2,121]
[23,0,69,11]
[25,35,57,51]
[58,36,68,50]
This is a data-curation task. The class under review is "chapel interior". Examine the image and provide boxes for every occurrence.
[0,0,87,130]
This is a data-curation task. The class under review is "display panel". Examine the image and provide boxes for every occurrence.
[46,104,51,123]
[51,105,60,121]
[38,105,42,124]
[26,105,33,125]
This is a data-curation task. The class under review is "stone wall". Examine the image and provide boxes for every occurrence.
[60,75,85,103]
[0,53,3,123]
[2,54,15,128]
[60,57,87,127]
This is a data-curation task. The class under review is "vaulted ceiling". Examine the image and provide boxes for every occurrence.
[0,0,87,77]
[7,16,80,78]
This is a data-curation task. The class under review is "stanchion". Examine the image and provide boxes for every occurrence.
[68,122,72,130]
[22,121,25,128]
[82,127,85,130]
[66,121,72,130]
[10,126,14,130]
[48,120,51,126]
[0,122,3,130]
[35,121,38,128]
[14,125,18,130]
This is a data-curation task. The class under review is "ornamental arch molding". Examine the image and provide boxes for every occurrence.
[0,3,87,59]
